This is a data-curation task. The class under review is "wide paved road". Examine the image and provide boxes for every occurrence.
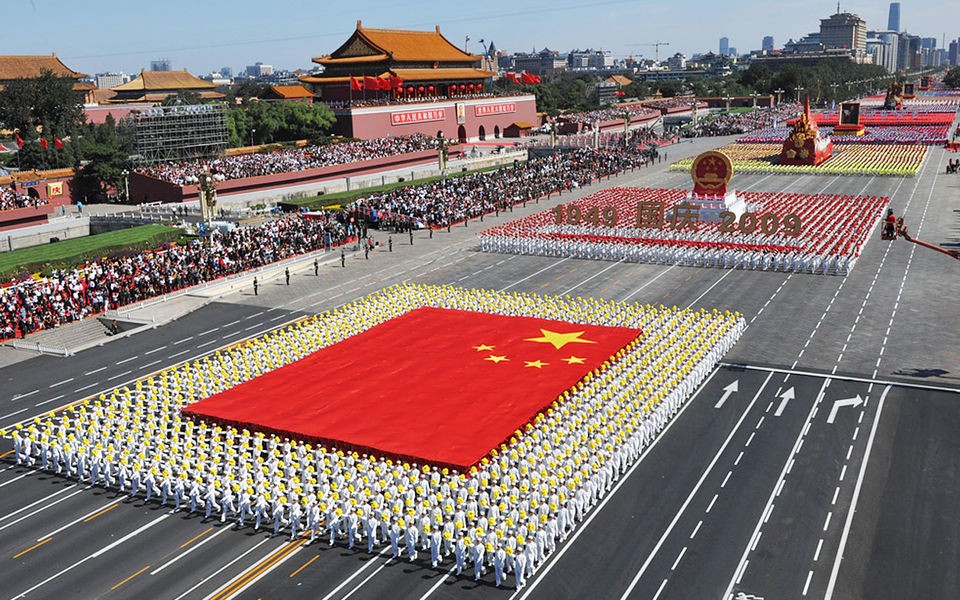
[2,136,958,599]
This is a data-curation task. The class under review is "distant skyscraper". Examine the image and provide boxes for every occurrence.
[762,36,775,52]
[150,58,171,72]
[728,47,738,57]
[719,37,729,56]
[949,40,959,67]
[887,3,901,32]
[219,66,233,78]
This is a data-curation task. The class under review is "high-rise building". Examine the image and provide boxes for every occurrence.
[949,39,958,67]
[219,67,233,78]
[150,58,171,72]
[728,47,738,57]
[819,10,867,55]
[762,36,775,52]
[898,34,922,71]
[887,2,901,32]
[869,30,900,71]
[921,37,937,50]
[719,37,729,56]
[95,72,128,89]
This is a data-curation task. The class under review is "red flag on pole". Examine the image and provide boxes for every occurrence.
[364,76,380,90]
[40,138,48,149]
[390,76,404,90]
[54,137,64,149]
[350,76,363,91]
[15,133,24,148]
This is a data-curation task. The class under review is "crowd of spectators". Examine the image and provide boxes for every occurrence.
[559,104,660,125]
[2,144,656,340]
[357,146,653,229]
[0,216,349,340]
[683,103,802,137]
[641,98,707,112]
[134,135,438,186]
[1,188,46,212]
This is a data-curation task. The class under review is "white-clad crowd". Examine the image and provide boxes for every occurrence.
[6,283,744,589]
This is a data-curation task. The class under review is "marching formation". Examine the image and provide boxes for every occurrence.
[4,284,744,588]
[481,188,888,276]
[670,143,928,176]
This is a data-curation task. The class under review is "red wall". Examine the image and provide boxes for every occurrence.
[0,204,56,231]
[336,96,539,142]
[0,173,77,230]
[129,147,462,204]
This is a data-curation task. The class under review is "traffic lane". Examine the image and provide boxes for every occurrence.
[4,495,176,598]
[1,304,304,429]
[840,385,960,600]
[626,373,826,600]
[0,471,113,539]
[1,301,273,402]
[107,522,290,600]
[482,367,769,600]
[730,378,880,599]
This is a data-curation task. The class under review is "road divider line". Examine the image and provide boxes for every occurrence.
[83,503,118,523]
[289,554,319,578]
[171,537,273,600]
[38,498,123,540]
[12,537,52,558]
[111,565,151,590]
[152,526,231,575]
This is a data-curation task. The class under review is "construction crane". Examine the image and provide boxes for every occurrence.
[881,211,959,261]
[627,41,671,63]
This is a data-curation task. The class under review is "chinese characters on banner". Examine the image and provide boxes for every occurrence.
[391,109,445,126]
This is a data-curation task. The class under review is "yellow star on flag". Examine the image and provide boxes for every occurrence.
[473,344,495,352]
[524,360,549,369]
[485,355,509,364]
[561,356,586,365]
[524,329,597,350]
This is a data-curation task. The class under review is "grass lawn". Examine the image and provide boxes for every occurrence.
[0,224,186,278]
[281,163,511,211]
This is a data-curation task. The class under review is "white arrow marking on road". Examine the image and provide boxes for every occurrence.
[774,387,795,417]
[826,394,864,424]
[714,380,739,408]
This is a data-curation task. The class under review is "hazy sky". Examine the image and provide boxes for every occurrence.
[4,0,955,76]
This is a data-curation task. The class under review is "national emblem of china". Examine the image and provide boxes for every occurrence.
[690,150,733,196]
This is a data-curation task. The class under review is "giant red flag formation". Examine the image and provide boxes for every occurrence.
[5,284,744,569]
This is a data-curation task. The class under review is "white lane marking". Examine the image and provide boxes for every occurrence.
[151,526,232,574]
[338,557,392,600]
[198,328,219,336]
[705,494,719,513]
[670,546,687,570]
[824,386,891,599]
[803,570,814,596]
[721,377,832,599]
[172,336,194,345]
[74,383,98,393]
[49,378,74,388]
[316,547,392,600]
[0,484,76,525]
[614,372,774,600]
[83,367,107,376]
[169,349,190,359]
[0,488,87,533]
[108,370,133,381]
[170,537,274,600]
[36,394,64,406]
[0,408,28,421]
[141,359,162,369]
[416,566,458,600]
[512,367,725,600]
[684,268,734,309]
[690,520,702,539]
[498,257,571,292]
[814,538,824,562]
[716,363,960,395]
[244,311,265,320]
[651,579,669,600]
[619,264,677,303]
[12,514,169,599]
[197,339,218,348]
[37,498,123,541]
[144,345,168,355]
[117,355,138,365]
[11,389,39,401]
[559,260,624,296]
[0,473,30,489]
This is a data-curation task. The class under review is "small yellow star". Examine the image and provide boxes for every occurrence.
[485,355,509,364]
[561,356,586,365]
[524,360,549,369]
[473,344,494,352]
[524,329,597,350]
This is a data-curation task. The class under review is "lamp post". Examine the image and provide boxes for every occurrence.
[122,169,129,203]
[723,95,733,112]
[774,88,784,105]
[830,82,839,104]
[250,128,256,147]
[750,92,760,109]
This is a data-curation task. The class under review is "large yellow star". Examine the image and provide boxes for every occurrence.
[524,329,597,350]
[473,344,494,352]
[561,356,586,365]
[485,355,509,364]
[524,360,549,369]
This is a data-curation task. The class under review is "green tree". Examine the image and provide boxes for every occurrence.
[161,89,203,106]
[0,70,83,138]
[945,67,960,89]
[76,115,133,202]
[226,101,335,146]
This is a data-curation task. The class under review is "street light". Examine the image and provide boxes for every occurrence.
[250,128,256,147]
[774,88,785,105]
[121,169,129,203]
[830,82,839,103]
[723,95,733,112]
[750,92,760,109]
